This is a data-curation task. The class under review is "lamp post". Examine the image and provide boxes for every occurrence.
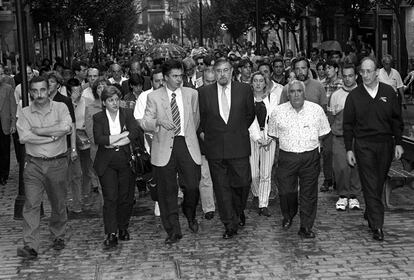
[13,0,28,220]
[180,11,184,46]
[256,0,260,54]
[199,0,203,46]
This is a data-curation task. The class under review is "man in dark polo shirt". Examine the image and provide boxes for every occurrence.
[16,76,72,259]
[343,57,404,241]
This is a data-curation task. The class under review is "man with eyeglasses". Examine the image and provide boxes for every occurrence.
[199,58,255,239]
[343,57,404,242]
[195,55,205,73]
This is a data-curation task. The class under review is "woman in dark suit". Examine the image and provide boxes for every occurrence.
[93,85,142,249]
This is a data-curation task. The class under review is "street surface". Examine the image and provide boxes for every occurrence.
[1,151,414,280]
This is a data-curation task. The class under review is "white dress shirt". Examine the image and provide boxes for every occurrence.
[134,88,153,120]
[363,82,379,99]
[268,101,331,153]
[217,83,231,123]
[106,109,121,135]
[378,68,403,92]
[166,86,185,136]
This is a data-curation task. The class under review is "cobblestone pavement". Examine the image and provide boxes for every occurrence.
[1,153,414,280]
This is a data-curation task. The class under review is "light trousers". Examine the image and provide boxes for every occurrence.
[250,139,276,208]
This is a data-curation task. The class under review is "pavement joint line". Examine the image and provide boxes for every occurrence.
[174,259,181,279]
[94,263,102,280]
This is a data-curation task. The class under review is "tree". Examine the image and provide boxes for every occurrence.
[150,21,178,42]
[184,4,220,42]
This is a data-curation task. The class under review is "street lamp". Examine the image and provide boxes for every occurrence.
[180,11,184,46]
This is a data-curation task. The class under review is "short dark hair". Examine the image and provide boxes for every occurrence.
[272,57,284,66]
[29,76,49,89]
[342,63,356,74]
[238,58,253,68]
[161,59,183,77]
[66,78,81,96]
[72,61,88,72]
[316,61,326,69]
[292,57,310,69]
[325,60,339,69]
[310,48,319,54]
[129,74,144,87]
[150,68,163,80]
[101,85,122,103]
[92,77,111,100]
[203,55,215,67]
[257,62,273,73]
[45,71,64,85]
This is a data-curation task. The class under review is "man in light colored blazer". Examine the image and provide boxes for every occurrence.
[0,79,17,185]
[140,59,201,245]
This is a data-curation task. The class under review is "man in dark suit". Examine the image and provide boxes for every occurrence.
[199,57,255,239]
[121,60,151,98]
[0,78,17,185]
[140,59,202,245]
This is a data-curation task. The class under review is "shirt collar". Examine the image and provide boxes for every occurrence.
[217,82,231,93]
[105,108,120,122]
[30,99,53,113]
[166,86,182,98]
[363,81,379,94]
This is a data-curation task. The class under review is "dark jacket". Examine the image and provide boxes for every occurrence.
[199,81,255,160]
[93,107,143,176]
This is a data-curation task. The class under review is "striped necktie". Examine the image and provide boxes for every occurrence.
[171,92,181,135]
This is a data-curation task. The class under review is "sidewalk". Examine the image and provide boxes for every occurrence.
[0,152,414,280]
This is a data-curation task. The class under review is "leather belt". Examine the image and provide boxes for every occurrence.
[28,152,68,161]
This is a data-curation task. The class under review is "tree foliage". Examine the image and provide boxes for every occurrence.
[183,4,220,41]
[150,21,179,42]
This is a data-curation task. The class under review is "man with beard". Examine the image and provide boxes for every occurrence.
[16,76,72,259]
[199,58,255,239]
[268,80,330,238]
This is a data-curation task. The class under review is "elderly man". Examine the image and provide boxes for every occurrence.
[81,68,100,102]
[343,57,404,241]
[0,76,17,185]
[182,57,203,89]
[16,76,72,259]
[109,63,128,86]
[268,79,330,238]
[378,54,405,106]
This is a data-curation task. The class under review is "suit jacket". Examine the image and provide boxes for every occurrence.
[0,83,17,135]
[199,81,255,160]
[140,86,201,167]
[121,75,152,98]
[183,71,203,89]
[93,107,143,176]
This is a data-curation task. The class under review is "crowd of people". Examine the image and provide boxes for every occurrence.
[0,41,413,260]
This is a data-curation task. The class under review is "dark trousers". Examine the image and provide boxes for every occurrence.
[0,128,11,180]
[98,150,135,234]
[276,149,320,228]
[322,133,333,184]
[153,137,200,236]
[354,139,393,229]
[208,157,251,232]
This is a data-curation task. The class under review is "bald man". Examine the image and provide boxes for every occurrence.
[109,64,128,86]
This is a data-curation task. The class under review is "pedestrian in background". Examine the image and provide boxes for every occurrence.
[16,76,72,259]
[343,57,404,241]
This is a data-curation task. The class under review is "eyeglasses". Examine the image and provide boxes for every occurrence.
[197,62,204,66]
[359,69,375,75]
[215,68,231,74]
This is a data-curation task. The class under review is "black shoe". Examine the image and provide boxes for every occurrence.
[103,233,118,249]
[372,229,384,241]
[282,218,292,229]
[52,238,65,250]
[17,246,38,259]
[118,229,130,241]
[298,227,316,238]
[222,229,237,239]
[204,211,214,220]
[188,219,199,233]
[239,211,246,227]
[258,207,271,217]
[252,196,259,208]
[0,178,7,185]
[165,233,182,245]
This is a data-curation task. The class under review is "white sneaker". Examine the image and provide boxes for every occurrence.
[336,197,348,211]
[348,198,360,210]
[154,202,160,217]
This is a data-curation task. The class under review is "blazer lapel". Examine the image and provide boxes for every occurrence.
[227,82,236,124]
[119,108,127,131]
[160,88,173,121]
[182,88,191,131]
[102,111,110,136]
[212,83,220,118]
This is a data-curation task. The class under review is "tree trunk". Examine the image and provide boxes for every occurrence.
[91,31,99,64]
[395,6,408,76]
[291,29,300,53]
[275,26,284,54]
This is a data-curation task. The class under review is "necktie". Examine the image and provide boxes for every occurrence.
[221,86,230,123]
[171,92,181,135]
[189,77,193,86]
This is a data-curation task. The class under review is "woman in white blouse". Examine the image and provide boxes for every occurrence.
[249,72,280,217]
[93,86,143,249]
